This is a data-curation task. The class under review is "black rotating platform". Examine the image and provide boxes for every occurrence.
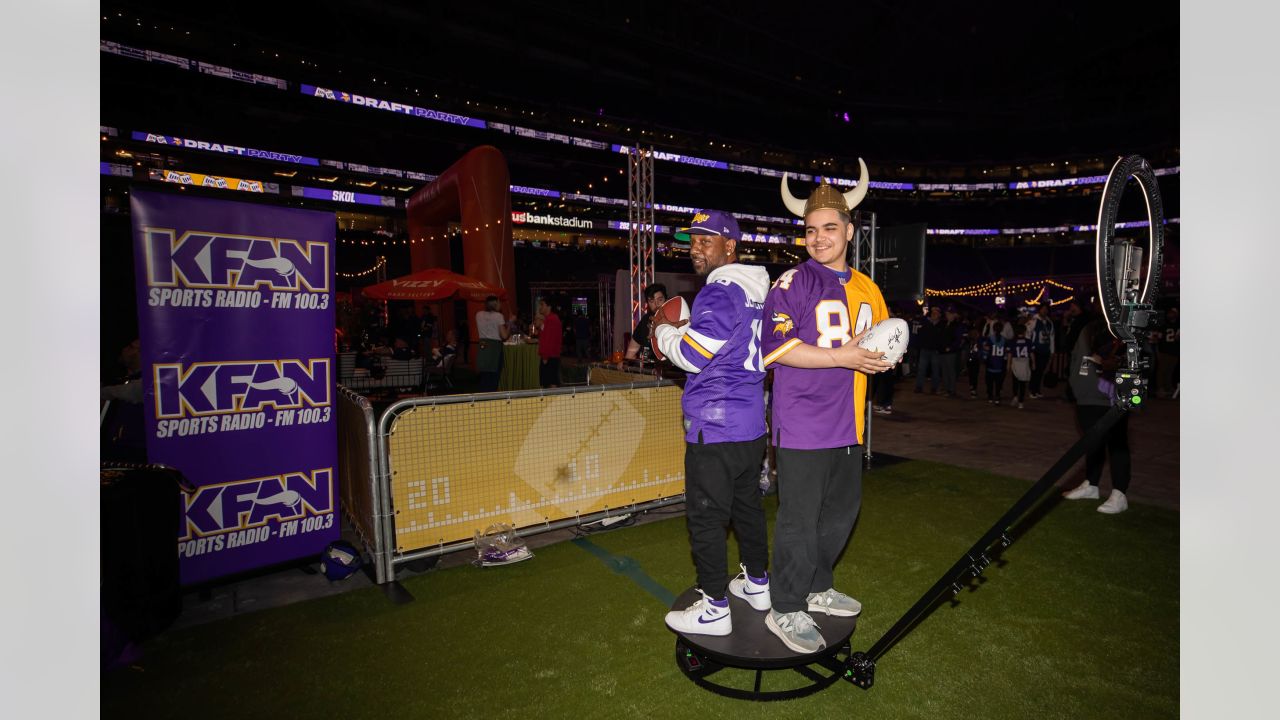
[669,586,859,701]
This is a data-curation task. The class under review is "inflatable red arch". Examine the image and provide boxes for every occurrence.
[406,145,516,357]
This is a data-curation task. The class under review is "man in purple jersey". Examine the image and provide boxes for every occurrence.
[654,209,773,637]
[761,161,894,654]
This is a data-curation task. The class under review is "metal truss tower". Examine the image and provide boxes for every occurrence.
[852,211,880,465]
[853,211,877,281]
[627,146,655,333]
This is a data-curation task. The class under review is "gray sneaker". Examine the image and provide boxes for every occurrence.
[807,588,862,617]
[766,610,826,654]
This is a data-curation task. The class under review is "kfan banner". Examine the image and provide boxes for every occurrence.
[131,190,339,584]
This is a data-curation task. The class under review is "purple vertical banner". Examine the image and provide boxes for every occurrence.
[130,190,339,585]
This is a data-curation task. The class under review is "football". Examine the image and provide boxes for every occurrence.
[650,296,690,361]
[856,317,909,365]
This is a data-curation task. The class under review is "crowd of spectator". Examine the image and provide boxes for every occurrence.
[872,298,1178,415]
[330,291,1179,407]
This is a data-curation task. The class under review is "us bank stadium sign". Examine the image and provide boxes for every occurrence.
[511,211,596,230]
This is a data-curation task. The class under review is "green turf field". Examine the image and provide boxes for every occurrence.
[101,459,1178,719]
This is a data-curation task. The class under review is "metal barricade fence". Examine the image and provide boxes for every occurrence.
[340,380,687,583]
[585,363,660,386]
[336,386,393,583]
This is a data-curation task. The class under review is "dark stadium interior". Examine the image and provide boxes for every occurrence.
[100,1,1179,372]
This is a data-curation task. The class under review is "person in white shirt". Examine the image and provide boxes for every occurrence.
[475,295,509,392]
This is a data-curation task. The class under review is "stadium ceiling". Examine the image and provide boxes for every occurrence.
[101,1,1178,166]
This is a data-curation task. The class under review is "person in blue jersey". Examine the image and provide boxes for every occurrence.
[1009,323,1034,409]
[1027,301,1055,398]
[982,321,1008,405]
[654,209,773,637]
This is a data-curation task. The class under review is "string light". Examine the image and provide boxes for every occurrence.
[336,256,386,278]
[926,278,1080,303]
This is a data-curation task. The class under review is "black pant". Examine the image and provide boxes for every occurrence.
[684,435,770,599]
[1030,350,1051,394]
[1075,404,1131,492]
[1012,377,1028,402]
[771,445,862,613]
[986,369,1006,401]
[478,340,503,392]
[873,370,895,407]
[539,356,560,388]
[967,358,981,393]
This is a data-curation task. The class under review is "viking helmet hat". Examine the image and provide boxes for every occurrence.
[781,157,870,218]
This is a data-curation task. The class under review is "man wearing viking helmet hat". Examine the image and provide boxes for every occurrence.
[760,159,894,654]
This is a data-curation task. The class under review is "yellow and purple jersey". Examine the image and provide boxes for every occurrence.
[761,259,887,449]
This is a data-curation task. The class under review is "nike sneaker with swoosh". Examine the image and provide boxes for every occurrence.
[728,563,771,611]
[664,589,732,636]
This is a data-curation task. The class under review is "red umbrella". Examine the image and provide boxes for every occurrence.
[362,268,506,302]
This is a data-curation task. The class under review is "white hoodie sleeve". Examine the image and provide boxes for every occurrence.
[654,323,701,373]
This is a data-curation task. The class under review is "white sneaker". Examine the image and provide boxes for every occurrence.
[1097,489,1129,514]
[664,589,732,636]
[806,588,862,617]
[728,564,771,611]
[1062,480,1099,500]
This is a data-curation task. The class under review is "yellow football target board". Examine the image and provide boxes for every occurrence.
[385,385,686,552]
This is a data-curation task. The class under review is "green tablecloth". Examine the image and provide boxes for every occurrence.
[498,343,540,391]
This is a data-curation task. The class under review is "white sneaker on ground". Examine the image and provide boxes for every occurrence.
[664,589,731,636]
[1062,480,1099,500]
[806,588,862,617]
[766,610,826,654]
[728,563,771,611]
[1097,489,1129,514]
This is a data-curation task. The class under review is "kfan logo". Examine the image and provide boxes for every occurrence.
[181,468,333,538]
[154,358,330,419]
[146,229,329,292]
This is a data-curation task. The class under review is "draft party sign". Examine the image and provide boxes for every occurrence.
[131,190,339,584]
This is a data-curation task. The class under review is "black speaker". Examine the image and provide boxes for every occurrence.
[100,463,191,667]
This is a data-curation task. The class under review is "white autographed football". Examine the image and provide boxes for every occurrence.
[857,318,909,364]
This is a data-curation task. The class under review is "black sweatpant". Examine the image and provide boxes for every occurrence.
[986,369,1006,401]
[1075,404,1131,492]
[771,445,862,613]
[1030,350,1051,394]
[684,435,770,599]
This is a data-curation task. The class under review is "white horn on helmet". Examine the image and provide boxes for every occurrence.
[780,173,808,218]
[842,158,870,211]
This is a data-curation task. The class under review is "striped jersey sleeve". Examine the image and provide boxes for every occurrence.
[675,283,738,372]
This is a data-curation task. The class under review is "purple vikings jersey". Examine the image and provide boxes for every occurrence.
[654,264,771,443]
[762,259,888,449]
